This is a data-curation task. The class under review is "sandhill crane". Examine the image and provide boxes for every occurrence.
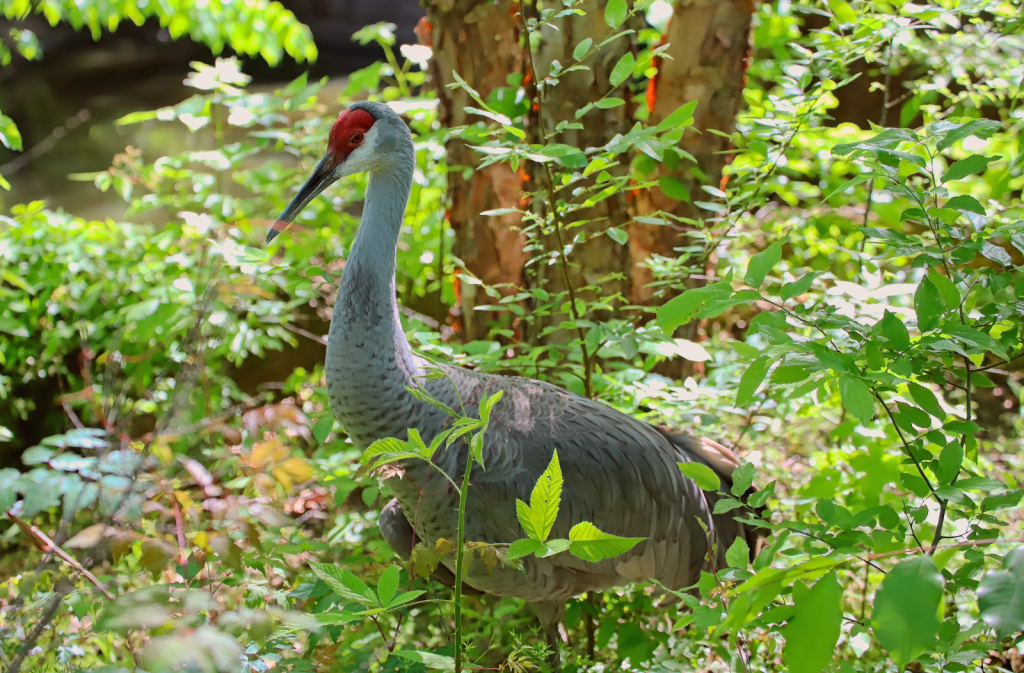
[268,100,760,665]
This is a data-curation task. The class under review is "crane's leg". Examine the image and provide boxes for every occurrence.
[531,600,565,671]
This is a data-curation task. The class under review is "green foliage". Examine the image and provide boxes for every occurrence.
[0,0,316,188]
[515,451,563,543]
[872,557,944,666]
[2,0,1024,672]
[1,0,315,65]
[978,547,1024,638]
[677,461,721,491]
[782,573,843,673]
[509,452,644,564]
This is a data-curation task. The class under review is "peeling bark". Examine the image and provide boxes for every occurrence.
[419,2,527,342]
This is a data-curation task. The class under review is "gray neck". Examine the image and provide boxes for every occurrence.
[326,159,427,446]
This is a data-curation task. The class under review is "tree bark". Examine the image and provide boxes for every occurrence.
[629,0,753,304]
[530,0,636,331]
[419,2,527,342]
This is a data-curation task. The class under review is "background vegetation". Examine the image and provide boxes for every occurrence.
[0,1,1023,672]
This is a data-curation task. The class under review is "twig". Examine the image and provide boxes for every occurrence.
[872,389,936,494]
[168,489,189,564]
[6,511,115,600]
[282,322,328,346]
[902,499,925,551]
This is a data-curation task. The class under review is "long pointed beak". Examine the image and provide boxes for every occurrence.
[266,155,338,244]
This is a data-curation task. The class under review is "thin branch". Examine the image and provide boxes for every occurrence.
[7,512,115,600]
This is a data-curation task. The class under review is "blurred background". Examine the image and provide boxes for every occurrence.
[0,0,424,218]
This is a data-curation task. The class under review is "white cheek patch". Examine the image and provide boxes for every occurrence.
[343,125,380,172]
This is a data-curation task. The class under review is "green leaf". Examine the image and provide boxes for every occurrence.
[658,175,691,202]
[945,324,1007,358]
[772,364,811,383]
[389,650,456,671]
[607,227,628,245]
[0,317,29,338]
[982,490,1023,512]
[881,311,911,351]
[982,242,1013,267]
[753,530,791,571]
[568,521,644,562]
[390,590,425,607]
[634,136,663,161]
[377,564,400,607]
[312,417,334,445]
[944,195,986,214]
[604,0,627,28]
[936,119,1002,151]
[507,538,545,561]
[656,280,731,331]
[935,443,963,485]
[915,276,943,331]
[309,563,377,605]
[539,539,571,558]
[780,271,824,301]
[839,375,875,425]
[872,556,943,666]
[732,462,755,497]
[713,498,745,514]
[736,356,772,406]
[315,611,362,626]
[516,451,563,542]
[783,573,843,673]
[928,270,960,311]
[827,0,857,23]
[978,548,1024,638]
[908,382,944,419]
[572,38,592,61]
[610,53,635,87]
[833,128,916,156]
[725,536,750,568]
[942,154,1001,183]
[656,100,698,132]
[0,113,22,151]
[0,468,19,512]
[744,240,785,289]
[595,97,625,109]
[678,462,721,492]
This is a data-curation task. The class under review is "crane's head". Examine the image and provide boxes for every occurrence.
[266,101,408,243]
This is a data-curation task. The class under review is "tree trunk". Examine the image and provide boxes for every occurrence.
[419,2,526,342]
[629,0,753,304]
[529,0,636,333]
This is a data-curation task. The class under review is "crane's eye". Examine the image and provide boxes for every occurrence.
[351,132,365,145]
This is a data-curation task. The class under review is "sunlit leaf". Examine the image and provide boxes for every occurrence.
[872,556,943,666]
[783,573,843,673]
[568,521,644,562]
[678,462,721,491]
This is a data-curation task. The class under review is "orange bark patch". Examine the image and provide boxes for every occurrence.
[415,17,432,43]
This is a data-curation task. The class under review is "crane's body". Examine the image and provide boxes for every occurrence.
[271,101,759,657]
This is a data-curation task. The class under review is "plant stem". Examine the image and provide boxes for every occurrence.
[383,44,410,98]
[516,0,594,399]
[453,441,475,673]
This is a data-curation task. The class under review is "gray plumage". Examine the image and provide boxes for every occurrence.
[274,100,760,653]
